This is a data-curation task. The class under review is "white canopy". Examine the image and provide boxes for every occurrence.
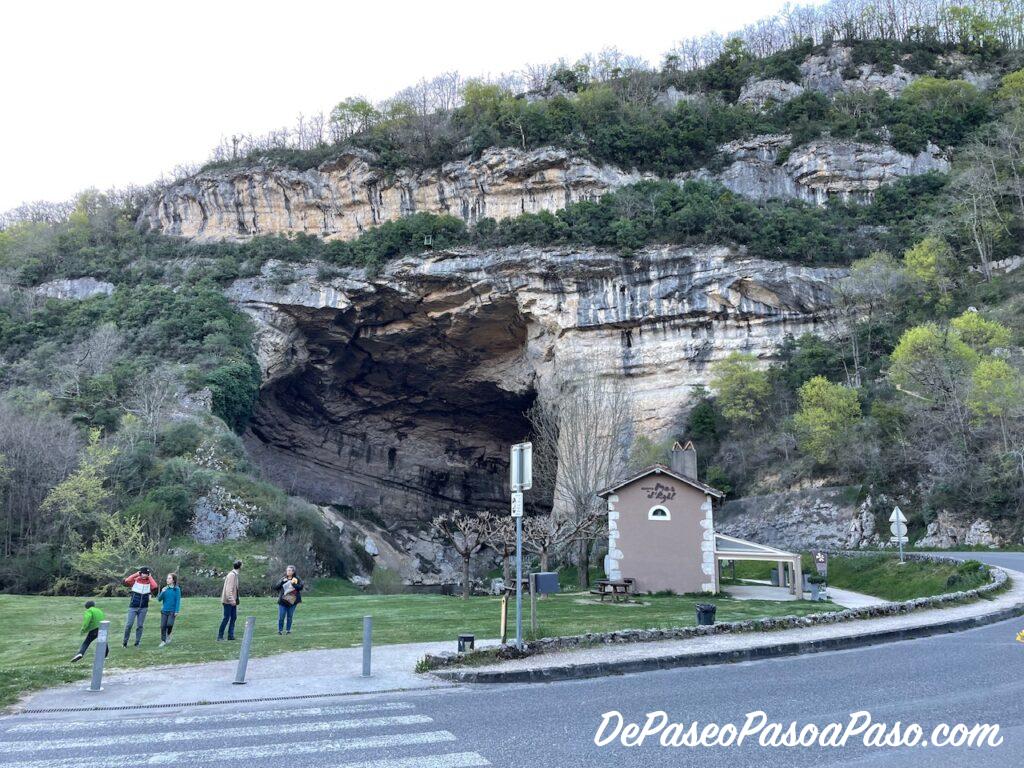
[714,533,803,595]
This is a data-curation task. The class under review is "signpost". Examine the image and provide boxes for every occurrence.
[510,442,532,649]
[889,506,908,563]
[813,550,828,578]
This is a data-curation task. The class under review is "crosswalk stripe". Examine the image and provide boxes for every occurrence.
[320,753,490,768]
[3,702,415,734]
[1,730,457,768]
[0,714,433,754]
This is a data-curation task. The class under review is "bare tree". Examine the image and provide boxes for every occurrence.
[521,513,579,573]
[832,251,907,385]
[482,514,516,584]
[431,509,491,599]
[0,401,80,561]
[947,163,1007,278]
[122,365,183,438]
[528,365,632,587]
[54,323,124,402]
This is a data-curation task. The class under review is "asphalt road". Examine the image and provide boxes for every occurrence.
[2,551,1022,768]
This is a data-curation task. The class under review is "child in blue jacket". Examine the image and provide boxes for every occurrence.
[156,573,181,647]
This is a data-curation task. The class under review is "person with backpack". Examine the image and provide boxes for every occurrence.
[123,567,158,647]
[274,565,304,635]
[156,572,181,647]
[217,560,242,641]
[71,600,108,662]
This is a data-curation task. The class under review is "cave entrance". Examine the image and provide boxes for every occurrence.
[244,295,537,524]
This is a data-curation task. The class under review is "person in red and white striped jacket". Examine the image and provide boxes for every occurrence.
[123,567,158,647]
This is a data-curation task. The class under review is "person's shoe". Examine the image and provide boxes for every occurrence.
[134,642,140,647]
[228,636,235,641]
[122,641,128,648]
[165,636,172,645]
[158,641,166,647]
[70,653,83,663]
[286,630,291,634]
[216,637,224,642]
[278,630,282,635]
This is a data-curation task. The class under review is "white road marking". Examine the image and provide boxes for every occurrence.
[3,701,414,733]
[1,730,457,768]
[318,753,490,768]
[0,714,432,754]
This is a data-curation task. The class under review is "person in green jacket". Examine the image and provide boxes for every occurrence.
[71,601,108,662]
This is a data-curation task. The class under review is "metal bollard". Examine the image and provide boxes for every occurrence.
[87,620,110,693]
[361,616,372,677]
[233,616,256,685]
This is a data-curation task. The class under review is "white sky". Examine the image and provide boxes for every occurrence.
[0,0,799,211]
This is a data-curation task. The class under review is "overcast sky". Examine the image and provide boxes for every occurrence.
[0,0,800,211]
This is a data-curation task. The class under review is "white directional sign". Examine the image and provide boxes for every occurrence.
[888,505,905,561]
[890,506,908,561]
[511,491,524,518]
[510,442,532,491]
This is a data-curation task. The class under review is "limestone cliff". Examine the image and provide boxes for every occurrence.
[226,245,843,525]
[699,134,949,204]
[141,139,948,243]
[138,147,651,243]
[716,487,883,550]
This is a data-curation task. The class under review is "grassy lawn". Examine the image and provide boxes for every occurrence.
[825,555,989,601]
[0,588,830,708]
[719,553,991,601]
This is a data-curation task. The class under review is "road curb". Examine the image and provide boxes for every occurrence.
[11,684,454,715]
[435,584,1024,685]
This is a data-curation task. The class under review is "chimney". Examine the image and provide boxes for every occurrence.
[670,440,697,479]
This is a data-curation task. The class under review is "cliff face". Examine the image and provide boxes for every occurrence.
[226,246,843,526]
[141,140,948,243]
[138,147,651,242]
[703,134,949,204]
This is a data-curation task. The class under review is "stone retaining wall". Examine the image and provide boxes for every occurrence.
[419,553,1005,671]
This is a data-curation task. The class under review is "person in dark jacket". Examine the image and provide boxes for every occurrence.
[123,567,158,647]
[274,565,303,635]
[71,601,108,662]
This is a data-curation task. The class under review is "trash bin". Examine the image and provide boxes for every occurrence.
[695,603,717,626]
[457,634,475,653]
[770,568,779,586]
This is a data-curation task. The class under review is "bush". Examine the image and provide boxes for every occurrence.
[143,484,193,533]
[158,421,205,457]
[206,357,261,433]
[269,532,319,580]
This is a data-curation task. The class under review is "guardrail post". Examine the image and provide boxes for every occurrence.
[233,616,256,684]
[87,620,110,693]
[362,615,372,677]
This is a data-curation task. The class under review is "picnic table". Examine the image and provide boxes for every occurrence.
[501,578,532,596]
[590,578,635,602]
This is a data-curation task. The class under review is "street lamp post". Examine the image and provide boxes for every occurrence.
[510,442,532,649]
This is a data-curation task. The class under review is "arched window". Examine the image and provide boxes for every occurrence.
[648,505,671,521]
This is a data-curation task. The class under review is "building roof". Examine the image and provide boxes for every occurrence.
[713,533,797,558]
[596,464,725,499]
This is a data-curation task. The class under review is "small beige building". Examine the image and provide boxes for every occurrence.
[598,442,801,596]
